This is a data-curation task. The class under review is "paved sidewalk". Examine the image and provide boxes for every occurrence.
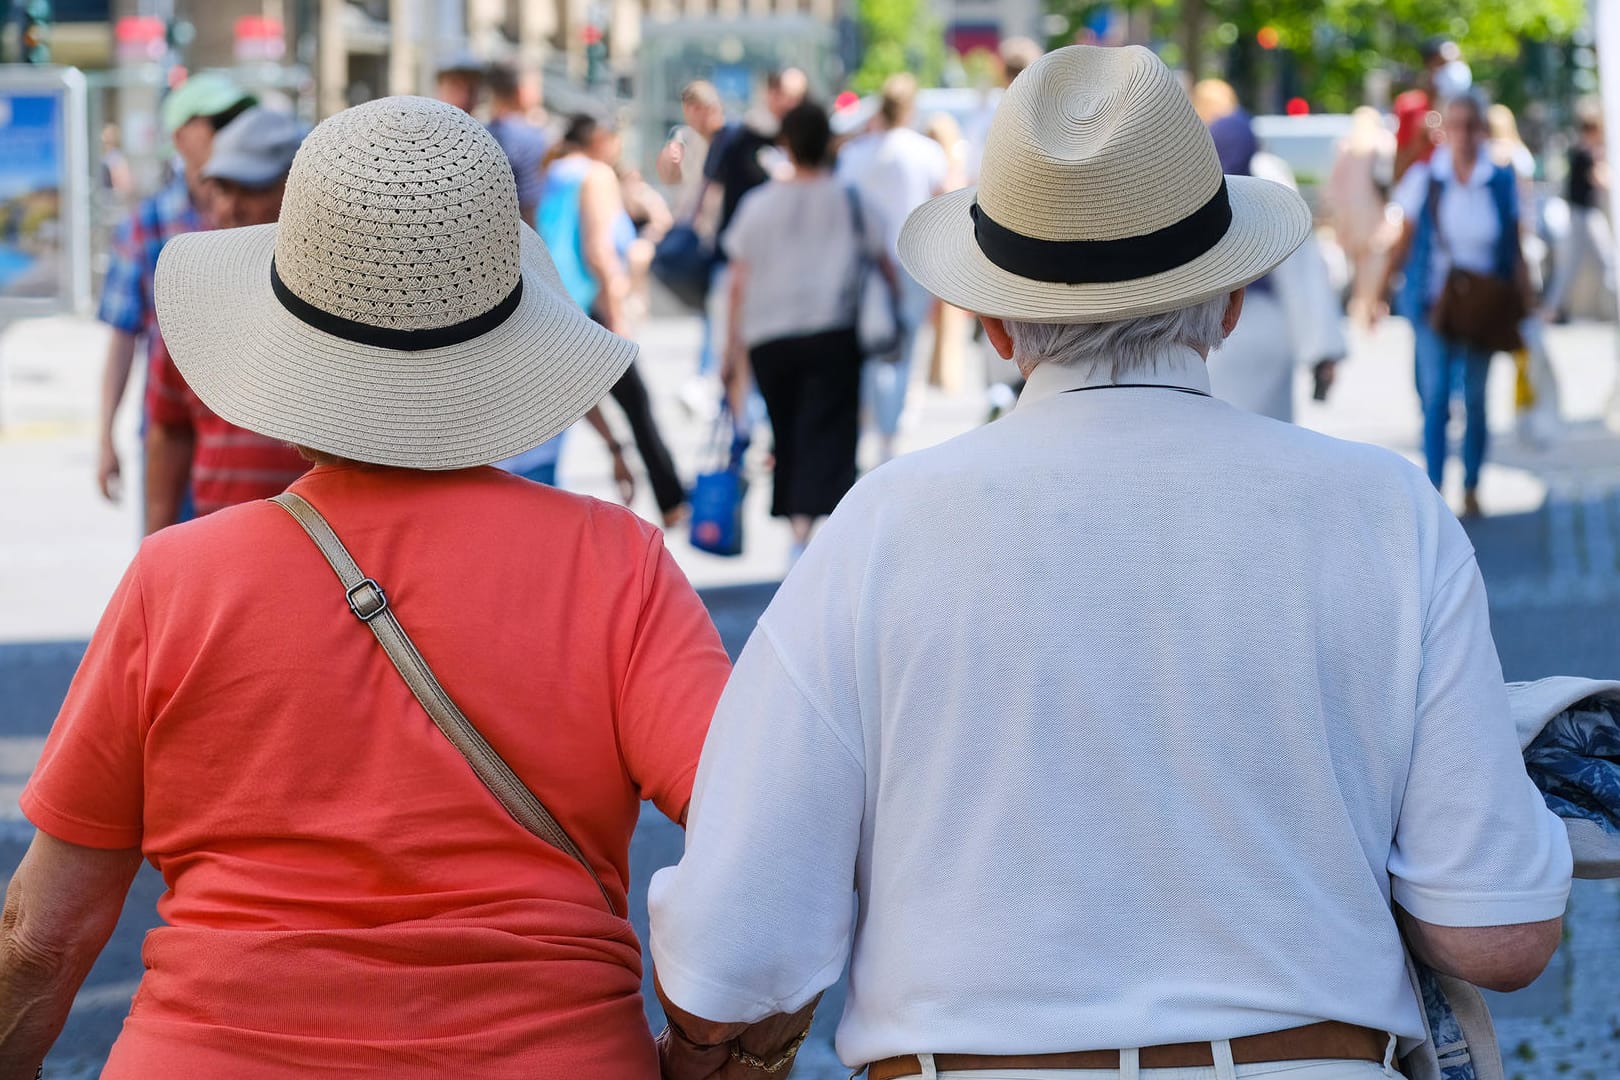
[3,310,1620,1078]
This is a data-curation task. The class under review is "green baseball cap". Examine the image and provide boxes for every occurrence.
[162,72,256,136]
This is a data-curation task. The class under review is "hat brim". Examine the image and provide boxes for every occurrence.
[898,175,1312,323]
[154,223,636,470]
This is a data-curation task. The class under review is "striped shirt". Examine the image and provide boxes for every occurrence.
[146,350,309,516]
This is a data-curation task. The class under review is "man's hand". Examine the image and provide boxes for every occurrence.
[96,439,122,502]
[657,138,686,186]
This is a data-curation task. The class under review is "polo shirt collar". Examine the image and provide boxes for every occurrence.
[1017,344,1213,410]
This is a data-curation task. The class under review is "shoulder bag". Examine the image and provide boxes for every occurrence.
[269,492,618,916]
[843,185,903,359]
[1426,176,1525,354]
[651,177,718,314]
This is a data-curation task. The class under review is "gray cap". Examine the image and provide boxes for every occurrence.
[203,107,309,187]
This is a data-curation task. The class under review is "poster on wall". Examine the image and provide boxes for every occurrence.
[0,66,89,317]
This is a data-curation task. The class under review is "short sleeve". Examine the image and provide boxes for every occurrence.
[1388,554,1572,926]
[615,532,732,823]
[20,556,150,849]
[648,625,863,1022]
[144,341,193,429]
[96,215,147,335]
[1392,161,1431,222]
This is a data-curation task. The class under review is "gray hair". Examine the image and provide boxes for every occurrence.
[1005,294,1230,380]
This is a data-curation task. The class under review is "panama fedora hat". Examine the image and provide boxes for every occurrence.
[154,95,636,470]
[899,45,1312,323]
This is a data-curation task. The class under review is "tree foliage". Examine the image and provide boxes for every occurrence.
[1049,0,1585,113]
[853,0,945,93]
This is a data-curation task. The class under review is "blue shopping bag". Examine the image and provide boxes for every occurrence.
[688,410,748,557]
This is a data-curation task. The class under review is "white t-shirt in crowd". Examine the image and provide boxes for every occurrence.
[650,349,1571,1067]
[1393,146,1515,301]
[723,175,884,349]
[838,126,949,258]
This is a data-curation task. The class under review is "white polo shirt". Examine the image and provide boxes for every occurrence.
[649,349,1570,1067]
[1393,146,1514,301]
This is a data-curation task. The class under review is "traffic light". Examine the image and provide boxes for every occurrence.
[21,0,51,63]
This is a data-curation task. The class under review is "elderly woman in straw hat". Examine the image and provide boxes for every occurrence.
[649,45,1567,1080]
[2,97,730,1076]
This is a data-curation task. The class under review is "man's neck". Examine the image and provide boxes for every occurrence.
[490,100,522,121]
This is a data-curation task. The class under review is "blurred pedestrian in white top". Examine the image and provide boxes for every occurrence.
[839,74,948,461]
[1201,88,1346,421]
[723,102,885,562]
[650,45,1568,1080]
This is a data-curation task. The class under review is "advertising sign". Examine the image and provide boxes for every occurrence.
[0,65,89,317]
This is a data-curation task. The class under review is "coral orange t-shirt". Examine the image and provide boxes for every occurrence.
[22,464,731,1078]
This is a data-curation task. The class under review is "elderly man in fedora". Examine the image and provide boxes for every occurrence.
[649,46,1571,1080]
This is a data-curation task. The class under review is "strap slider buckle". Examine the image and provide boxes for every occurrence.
[346,578,389,622]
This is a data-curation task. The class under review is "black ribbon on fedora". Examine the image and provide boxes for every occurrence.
[970,179,1232,284]
[270,259,524,352]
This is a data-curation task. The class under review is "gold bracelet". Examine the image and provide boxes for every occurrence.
[730,1025,811,1073]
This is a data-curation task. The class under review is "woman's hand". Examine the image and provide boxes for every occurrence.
[610,445,636,506]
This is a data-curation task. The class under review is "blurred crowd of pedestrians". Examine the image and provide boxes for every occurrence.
[84,34,1618,553]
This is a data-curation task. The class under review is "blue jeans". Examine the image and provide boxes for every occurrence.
[1413,318,1492,491]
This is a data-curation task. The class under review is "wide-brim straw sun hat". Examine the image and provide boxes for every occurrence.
[898,45,1312,323]
[155,95,635,470]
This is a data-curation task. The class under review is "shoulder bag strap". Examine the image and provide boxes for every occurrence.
[269,492,617,916]
[1426,175,1449,258]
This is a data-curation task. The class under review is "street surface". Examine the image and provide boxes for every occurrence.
[2,309,1619,1078]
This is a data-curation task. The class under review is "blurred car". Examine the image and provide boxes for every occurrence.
[1251,113,1359,216]
[831,87,993,139]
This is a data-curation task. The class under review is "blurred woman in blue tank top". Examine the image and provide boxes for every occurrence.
[526,115,688,526]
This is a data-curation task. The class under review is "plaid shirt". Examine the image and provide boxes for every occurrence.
[97,172,201,337]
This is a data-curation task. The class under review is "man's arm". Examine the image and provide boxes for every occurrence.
[96,331,139,501]
[144,422,195,534]
[1390,549,1572,993]
[1397,907,1561,992]
[0,832,141,1079]
[656,134,686,186]
[648,624,862,1063]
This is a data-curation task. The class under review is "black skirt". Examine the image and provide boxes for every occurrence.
[750,327,862,519]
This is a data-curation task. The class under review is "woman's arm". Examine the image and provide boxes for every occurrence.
[0,832,141,1078]
[582,404,635,505]
[580,164,630,336]
[723,261,752,420]
[1370,217,1416,325]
